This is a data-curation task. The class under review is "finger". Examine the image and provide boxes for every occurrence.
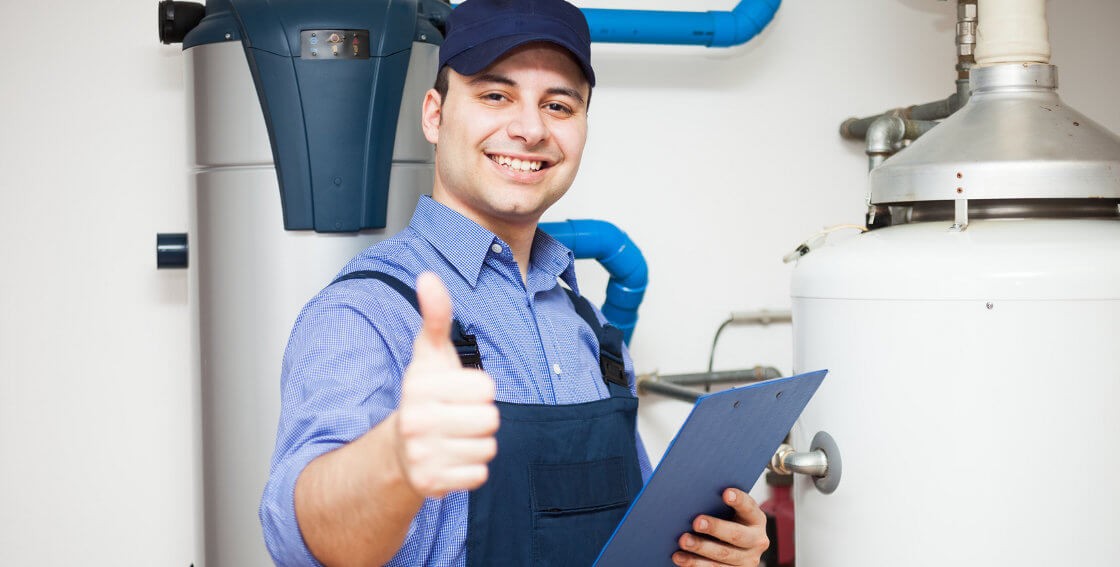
[398,401,500,438]
[415,272,454,351]
[724,488,766,526]
[690,513,768,557]
[410,463,490,497]
[402,437,499,471]
[406,369,496,404]
[677,531,751,566]
[671,548,730,567]
[692,513,768,551]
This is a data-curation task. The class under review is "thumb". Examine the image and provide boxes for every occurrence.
[414,272,455,353]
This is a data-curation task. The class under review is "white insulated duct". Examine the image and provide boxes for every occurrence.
[975,0,1050,65]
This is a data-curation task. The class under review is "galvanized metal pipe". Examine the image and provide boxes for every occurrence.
[956,0,978,80]
[955,78,971,109]
[864,116,937,227]
[842,100,955,141]
[637,377,702,403]
[707,311,790,373]
[727,310,791,326]
[841,0,977,142]
[660,367,782,386]
[637,367,783,402]
[865,115,939,169]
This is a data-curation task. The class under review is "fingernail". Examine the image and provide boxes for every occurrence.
[727,489,738,502]
[683,534,695,548]
[697,518,709,530]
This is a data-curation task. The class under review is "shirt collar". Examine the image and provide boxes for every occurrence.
[530,228,580,295]
[409,196,579,292]
[409,196,497,287]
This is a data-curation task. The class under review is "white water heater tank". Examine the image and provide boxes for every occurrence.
[790,54,1120,566]
[791,218,1120,565]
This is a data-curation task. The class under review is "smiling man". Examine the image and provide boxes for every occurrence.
[260,1,769,566]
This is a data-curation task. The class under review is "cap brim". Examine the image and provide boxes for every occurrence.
[444,34,596,87]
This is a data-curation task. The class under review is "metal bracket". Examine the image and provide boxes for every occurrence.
[949,197,969,231]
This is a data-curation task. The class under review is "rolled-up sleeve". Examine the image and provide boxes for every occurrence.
[260,284,414,566]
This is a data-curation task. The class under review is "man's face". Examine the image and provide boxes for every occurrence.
[421,43,590,235]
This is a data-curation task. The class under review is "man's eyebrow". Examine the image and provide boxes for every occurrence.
[546,87,586,106]
[469,73,516,88]
[468,73,586,106]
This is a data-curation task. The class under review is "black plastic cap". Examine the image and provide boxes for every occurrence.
[157,233,189,269]
[159,1,206,45]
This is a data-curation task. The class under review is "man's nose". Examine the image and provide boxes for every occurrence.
[506,103,548,146]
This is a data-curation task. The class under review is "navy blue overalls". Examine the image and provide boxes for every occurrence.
[333,271,644,566]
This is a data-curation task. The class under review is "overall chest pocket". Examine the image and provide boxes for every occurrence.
[529,457,632,566]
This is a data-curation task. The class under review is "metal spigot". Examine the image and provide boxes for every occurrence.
[770,444,828,477]
[767,431,842,494]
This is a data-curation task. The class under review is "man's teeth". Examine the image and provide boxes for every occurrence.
[492,154,542,172]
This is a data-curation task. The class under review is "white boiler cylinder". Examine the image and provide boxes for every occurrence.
[186,40,436,566]
[791,218,1120,565]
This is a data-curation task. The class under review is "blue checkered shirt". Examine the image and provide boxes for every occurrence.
[261,196,653,567]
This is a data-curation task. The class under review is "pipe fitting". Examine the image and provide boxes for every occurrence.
[956,1,978,66]
[866,116,939,170]
[865,115,907,156]
[840,108,900,140]
[769,443,828,477]
[768,432,842,494]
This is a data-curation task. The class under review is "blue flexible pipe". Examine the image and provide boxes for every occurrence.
[540,220,648,344]
[449,1,781,48]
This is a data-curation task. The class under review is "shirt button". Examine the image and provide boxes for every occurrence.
[552,363,562,375]
[491,243,503,254]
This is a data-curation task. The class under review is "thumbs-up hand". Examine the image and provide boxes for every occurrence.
[394,272,499,498]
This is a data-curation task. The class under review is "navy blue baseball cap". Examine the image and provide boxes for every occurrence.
[439,0,595,87]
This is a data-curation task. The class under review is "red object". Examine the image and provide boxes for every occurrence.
[760,483,795,566]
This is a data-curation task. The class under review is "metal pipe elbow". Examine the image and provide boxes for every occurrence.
[866,115,940,157]
[770,444,829,477]
[865,114,908,156]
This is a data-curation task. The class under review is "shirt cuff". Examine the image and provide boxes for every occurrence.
[260,442,341,567]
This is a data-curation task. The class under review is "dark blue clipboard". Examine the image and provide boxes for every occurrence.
[593,369,828,566]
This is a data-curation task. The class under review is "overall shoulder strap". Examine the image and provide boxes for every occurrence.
[563,288,628,389]
[333,270,418,309]
[331,271,483,370]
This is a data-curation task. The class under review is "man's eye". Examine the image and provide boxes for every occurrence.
[483,93,507,102]
[545,102,572,115]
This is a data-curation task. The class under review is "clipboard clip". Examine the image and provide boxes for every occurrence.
[768,431,843,494]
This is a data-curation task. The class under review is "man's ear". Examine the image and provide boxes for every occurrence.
[421,88,442,145]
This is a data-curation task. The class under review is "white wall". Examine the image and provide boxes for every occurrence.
[0,1,201,565]
[1,1,1117,565]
